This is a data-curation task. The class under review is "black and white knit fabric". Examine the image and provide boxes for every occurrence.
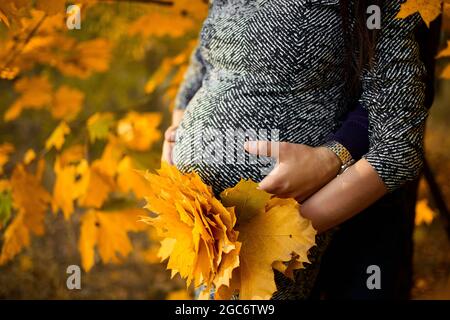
[172,0,427,299]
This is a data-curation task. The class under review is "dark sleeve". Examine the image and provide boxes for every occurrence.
[325,103,369,161]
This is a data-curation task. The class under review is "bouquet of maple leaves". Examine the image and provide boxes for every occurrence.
[140,163,316,300]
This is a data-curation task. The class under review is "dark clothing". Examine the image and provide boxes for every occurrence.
[311,181,418,299]
[326,104,369,160]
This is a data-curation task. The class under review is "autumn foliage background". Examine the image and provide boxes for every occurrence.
[0,0,449,299]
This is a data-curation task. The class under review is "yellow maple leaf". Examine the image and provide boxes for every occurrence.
[128,0,207,39]
[0,9,9,27]
[0,213,30,265]
[141,163,240,290]
[142,165,316,300]
[9,161,50,235]
[397,0,442,27]
[219,180,316,300]
[23,149,36,165]
[0,143,15,174]
[59,144,85,167]
[94,135,124,177]
[128,10,195,38]
[0,179,11,192]
[144,58,176,94]
[78,209,148,271]
[415,199,436,226]
[117,112,162,151]
[437,41,450,79]
[78,162,115,209]
[166,289,192,300]
[144,41,196,105]
[117,156,152,199]
[220,178,271,224]
[4,75,53,121]
[437,40,450,58]
[45,121,71,151]
[52,158,89,220]
[141,246,161,264]
[55,39,112,79]
[51,86,85,121]
[441,63,450,79]
[35,0,65,16]
[0,0,30,27]
[0,161,51,264]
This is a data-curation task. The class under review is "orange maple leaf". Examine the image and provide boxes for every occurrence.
[397,0,442,27]
[218,180,316,300]
[45,121,71,151]
[0,143,15,174]
[52,158,89,220]
[141,163,241,290]
[78,162,115,209]
[4,75,53,121]
[0,161,51,264]
[117,112,162,151]
[141,165,316,300]
[50,86,85,122]
[78,209,148,272]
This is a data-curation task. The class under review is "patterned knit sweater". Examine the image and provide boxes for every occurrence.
[172,0,427,299]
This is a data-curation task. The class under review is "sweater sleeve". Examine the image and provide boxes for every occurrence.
[174,41,207,110]
[359,1,428,192]
[325,103,369,161]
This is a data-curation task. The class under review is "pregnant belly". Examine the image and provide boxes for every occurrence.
[172,86,282,194]
[172,85,338,195]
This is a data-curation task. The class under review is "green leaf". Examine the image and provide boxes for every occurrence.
[0,191,13,228]
[87,112,115,143]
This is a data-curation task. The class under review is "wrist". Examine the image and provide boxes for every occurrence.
[316,146,342,178]
[320,140,355,176]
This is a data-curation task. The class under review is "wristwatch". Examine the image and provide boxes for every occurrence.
[321,140,355,175]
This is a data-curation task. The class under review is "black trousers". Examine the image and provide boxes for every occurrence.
[311,180,419,300]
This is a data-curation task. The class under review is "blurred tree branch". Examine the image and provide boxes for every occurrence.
[1,13,47,71]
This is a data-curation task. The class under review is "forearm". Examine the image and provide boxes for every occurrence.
[300,158,387,233]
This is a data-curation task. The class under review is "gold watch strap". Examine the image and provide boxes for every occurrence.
[321,140,355,174]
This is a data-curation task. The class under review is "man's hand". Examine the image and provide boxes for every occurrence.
[244,141,342,202]
[161,125,178,164]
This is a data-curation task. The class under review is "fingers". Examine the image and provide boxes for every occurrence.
[164,126,178,143]
[162,126,178,164]
[244,140,280,158]
[257,166,285,194]
[161,141,175,165]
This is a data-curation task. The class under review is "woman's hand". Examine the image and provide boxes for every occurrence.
[161,109,186,164]
[161,125,178,164]
[244,141,342,202]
